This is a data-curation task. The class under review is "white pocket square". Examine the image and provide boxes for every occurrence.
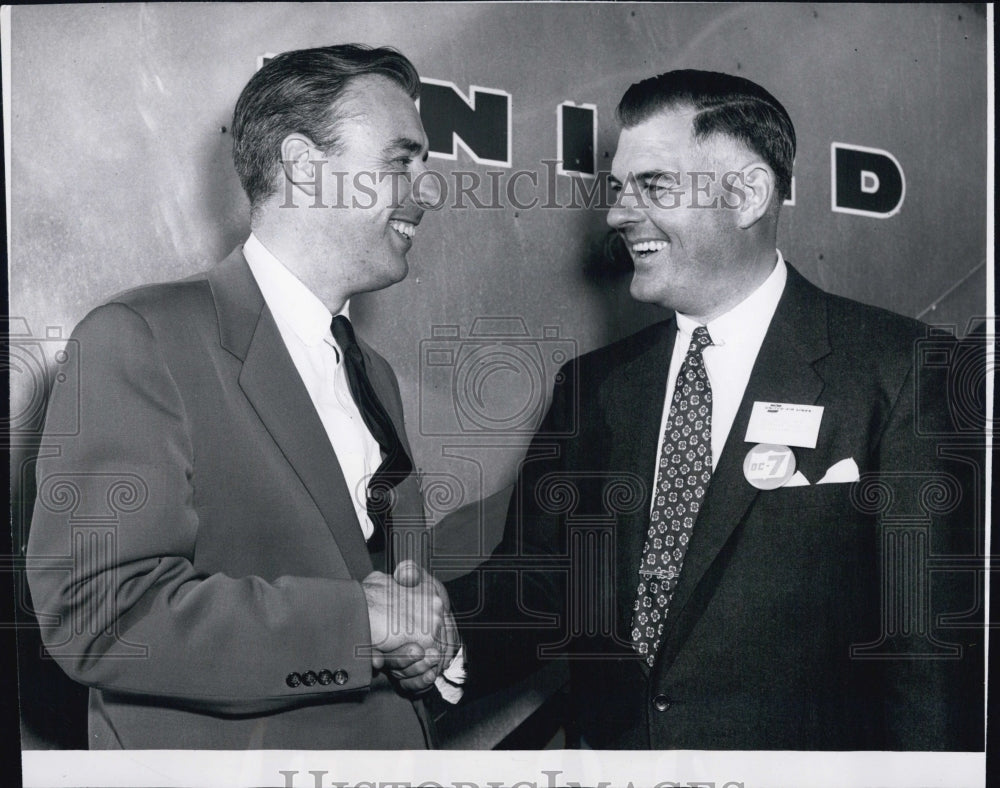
[782,471,811,487]
[816,457,860,484]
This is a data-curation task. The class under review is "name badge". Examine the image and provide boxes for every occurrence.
[743,443,797,490]
[744,401,824,449]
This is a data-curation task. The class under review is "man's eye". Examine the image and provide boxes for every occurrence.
[608,180,622,194]
[381,157,412,172]
[646,178,678,193]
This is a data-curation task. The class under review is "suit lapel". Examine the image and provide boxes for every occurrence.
[208,248,374,580]
[604,321,677,642]
[656,266,832,663]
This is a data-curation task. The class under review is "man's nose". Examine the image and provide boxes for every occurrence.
[411,161,443,209]
[607,198,642,229]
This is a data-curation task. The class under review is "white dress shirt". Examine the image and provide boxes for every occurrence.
[651,251,788,507]
[243,232,380,540]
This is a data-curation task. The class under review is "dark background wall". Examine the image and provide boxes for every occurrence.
[7,2,988,750]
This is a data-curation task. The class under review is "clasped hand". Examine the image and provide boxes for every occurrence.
[362,560,459,693]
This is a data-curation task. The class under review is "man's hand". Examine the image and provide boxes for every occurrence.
[379,561,461,693]
[381,609,461,693]
[361,560,447,671]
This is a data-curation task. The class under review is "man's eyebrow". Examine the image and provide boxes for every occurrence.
[633,169,679,182]
[608,170,678,186]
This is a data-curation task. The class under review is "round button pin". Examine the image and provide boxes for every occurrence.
[743,443,797,490]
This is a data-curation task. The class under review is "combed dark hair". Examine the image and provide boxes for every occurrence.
[616,69,796,202]
[231,44,420,212]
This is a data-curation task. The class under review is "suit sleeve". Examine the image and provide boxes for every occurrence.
[447,360,576,696]
[26,303,375,714]
[873,334,984,750]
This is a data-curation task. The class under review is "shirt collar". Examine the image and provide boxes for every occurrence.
[675,250,787,348]
[243,232,349,347]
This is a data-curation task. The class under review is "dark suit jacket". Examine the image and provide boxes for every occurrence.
[26,247,433,749]
[451,264,983,750]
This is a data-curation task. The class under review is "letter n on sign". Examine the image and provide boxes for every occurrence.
[419,78,512,166]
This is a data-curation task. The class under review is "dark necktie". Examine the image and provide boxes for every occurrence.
[330,315,413,559]
[632,325,713,667]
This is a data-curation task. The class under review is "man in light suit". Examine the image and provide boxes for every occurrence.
[27,44,457,749]
[450,70,983,750]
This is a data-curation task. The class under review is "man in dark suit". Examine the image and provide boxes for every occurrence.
[26,44,457,749]
[450,70,983,750]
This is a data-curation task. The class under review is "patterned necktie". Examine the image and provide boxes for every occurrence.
[632,325,713,667]
[330,315,413,558]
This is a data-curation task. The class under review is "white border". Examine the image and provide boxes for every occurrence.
[19,749,987,788]
[556,101,598,179]
[982,0,995,761]
[418,77,512,167]
[830,141,906,218]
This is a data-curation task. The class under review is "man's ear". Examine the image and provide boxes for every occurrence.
[735,162,776,229]
[280,134,320,198]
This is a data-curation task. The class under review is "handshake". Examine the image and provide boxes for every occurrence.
[362,560,461,694]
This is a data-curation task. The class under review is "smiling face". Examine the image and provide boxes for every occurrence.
[303,74,440,300]
[608,108,767,322]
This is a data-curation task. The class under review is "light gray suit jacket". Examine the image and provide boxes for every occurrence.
[27,247,433,748]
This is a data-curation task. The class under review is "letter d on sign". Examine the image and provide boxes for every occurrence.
[831,142,905,218]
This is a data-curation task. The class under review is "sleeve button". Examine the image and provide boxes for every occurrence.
[286,672,302,688]
[301,671,318,686]
[317,670,334,686]
[333,669,349,685]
